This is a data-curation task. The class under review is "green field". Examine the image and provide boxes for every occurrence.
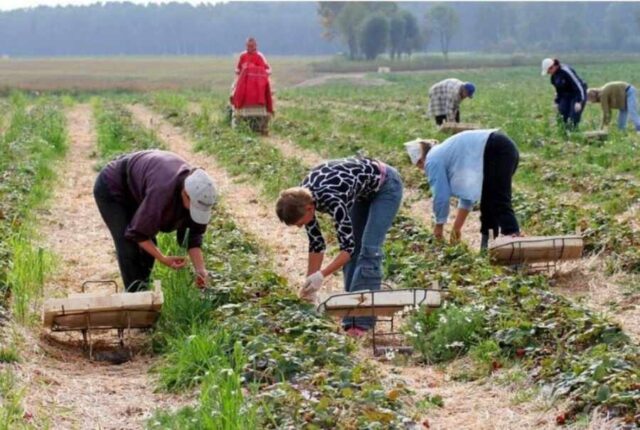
[0,59,639,429]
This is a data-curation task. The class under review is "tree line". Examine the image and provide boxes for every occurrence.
[0,2,638,57]
[319,2,640,61]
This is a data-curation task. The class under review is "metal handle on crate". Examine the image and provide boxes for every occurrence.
[81,280,118,293]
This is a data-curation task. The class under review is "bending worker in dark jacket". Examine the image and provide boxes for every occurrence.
[94,150,217,292]
[541,58,588,129]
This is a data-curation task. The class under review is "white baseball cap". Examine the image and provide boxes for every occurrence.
[404,139,425,165]
[541,58,554,76]
[184,169,217,224]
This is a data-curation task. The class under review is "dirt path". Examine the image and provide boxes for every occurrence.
[127,103,343,292]
[19,104,188,429]
[127,104,576,429]
[293,73,390,88]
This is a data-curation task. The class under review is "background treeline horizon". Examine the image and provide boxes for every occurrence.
[0,1,638,57]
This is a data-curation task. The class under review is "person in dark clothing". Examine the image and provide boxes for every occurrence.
[405,129,520,249]
[541,58,588,129]
[93,150,217,292]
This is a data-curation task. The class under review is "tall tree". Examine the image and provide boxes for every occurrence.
[426,4,459,59]
[388,13,406,60]
[335,3,369,59]
[360,14,389,60]
[401,10,422,57]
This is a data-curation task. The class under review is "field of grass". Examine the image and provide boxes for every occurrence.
[0,58,639,428]
[0,56,316,93]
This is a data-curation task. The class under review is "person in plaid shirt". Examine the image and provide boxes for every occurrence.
[427,78,476,125]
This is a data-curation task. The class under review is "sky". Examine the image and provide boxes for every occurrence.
[0,0,223,11]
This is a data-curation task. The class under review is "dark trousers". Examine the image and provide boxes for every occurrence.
[93,173,153,292]
[480,132,520,237]
[557,97,584,129]
[435,111,460,125]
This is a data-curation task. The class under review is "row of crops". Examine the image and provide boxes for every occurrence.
[146,62,639,427]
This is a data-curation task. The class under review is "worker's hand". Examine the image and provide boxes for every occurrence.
[574,102,582,113]
[195,270,208,288]
[450,228,462,244]
[161,256,187,270]
[299,271,323,301]
[433,224,444,241]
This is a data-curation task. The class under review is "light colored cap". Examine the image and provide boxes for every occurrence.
[184,169,217,225]
[404,139,425,165]
[541,58,554,76]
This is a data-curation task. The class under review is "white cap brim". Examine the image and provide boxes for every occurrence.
[190,200,213,224]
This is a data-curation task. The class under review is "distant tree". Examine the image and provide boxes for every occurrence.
[360,14,389,60]
[400,10,422,57]
[335,3,369,59]
[426,4,459,59]
[388,13,406,60]
[317,2,344,40]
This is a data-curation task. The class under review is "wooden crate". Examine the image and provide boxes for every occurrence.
[438,122,482,135]
[43,281,163,330]
[489,235,584,265]
[317,288,442,318]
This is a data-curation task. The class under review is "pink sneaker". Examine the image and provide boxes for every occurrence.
[345,327,368,338]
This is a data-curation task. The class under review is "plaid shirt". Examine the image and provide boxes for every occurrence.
[428,78,464,121]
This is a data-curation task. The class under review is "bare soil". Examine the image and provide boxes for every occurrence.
[18,104,190,430]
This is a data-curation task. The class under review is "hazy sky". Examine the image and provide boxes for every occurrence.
[0,0,222,11]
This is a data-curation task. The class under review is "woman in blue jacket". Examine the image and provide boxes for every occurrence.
[541,58,588,129]
[406,129,520,249]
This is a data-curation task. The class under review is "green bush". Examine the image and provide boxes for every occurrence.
[407,303,486,364]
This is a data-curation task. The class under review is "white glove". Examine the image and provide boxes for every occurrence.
[574,102,582,113]
[299,271,324,301]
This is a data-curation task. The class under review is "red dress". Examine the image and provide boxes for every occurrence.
[235,51,271,75]
[232,64,273,113]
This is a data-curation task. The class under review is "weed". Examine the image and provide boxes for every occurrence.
[0,369,31,430]
[405,303,486,364]
[0,346,19,363]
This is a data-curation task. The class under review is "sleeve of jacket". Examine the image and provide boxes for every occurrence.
[564,66,587,103]
[177,222,207,250]
[125,196,162,243]
[305,216,326,253]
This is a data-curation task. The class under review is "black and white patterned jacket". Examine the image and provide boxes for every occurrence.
[301,158,384,255]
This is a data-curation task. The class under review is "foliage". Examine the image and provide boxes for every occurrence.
[150,343,261,430]
[93,99,164,167]
[0,96,67,318]
[149,208,412,428]
[426,4,460,59]
[405,303,486,363]
[0,369,32,430]
[360,14,389,61]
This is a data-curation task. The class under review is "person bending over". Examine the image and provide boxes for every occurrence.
[94,150,216,291]
[276,157,403,336]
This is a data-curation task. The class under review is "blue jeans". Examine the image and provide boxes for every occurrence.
[618,86,640,131]
[342,165,403,330]
[557,97,584,129]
